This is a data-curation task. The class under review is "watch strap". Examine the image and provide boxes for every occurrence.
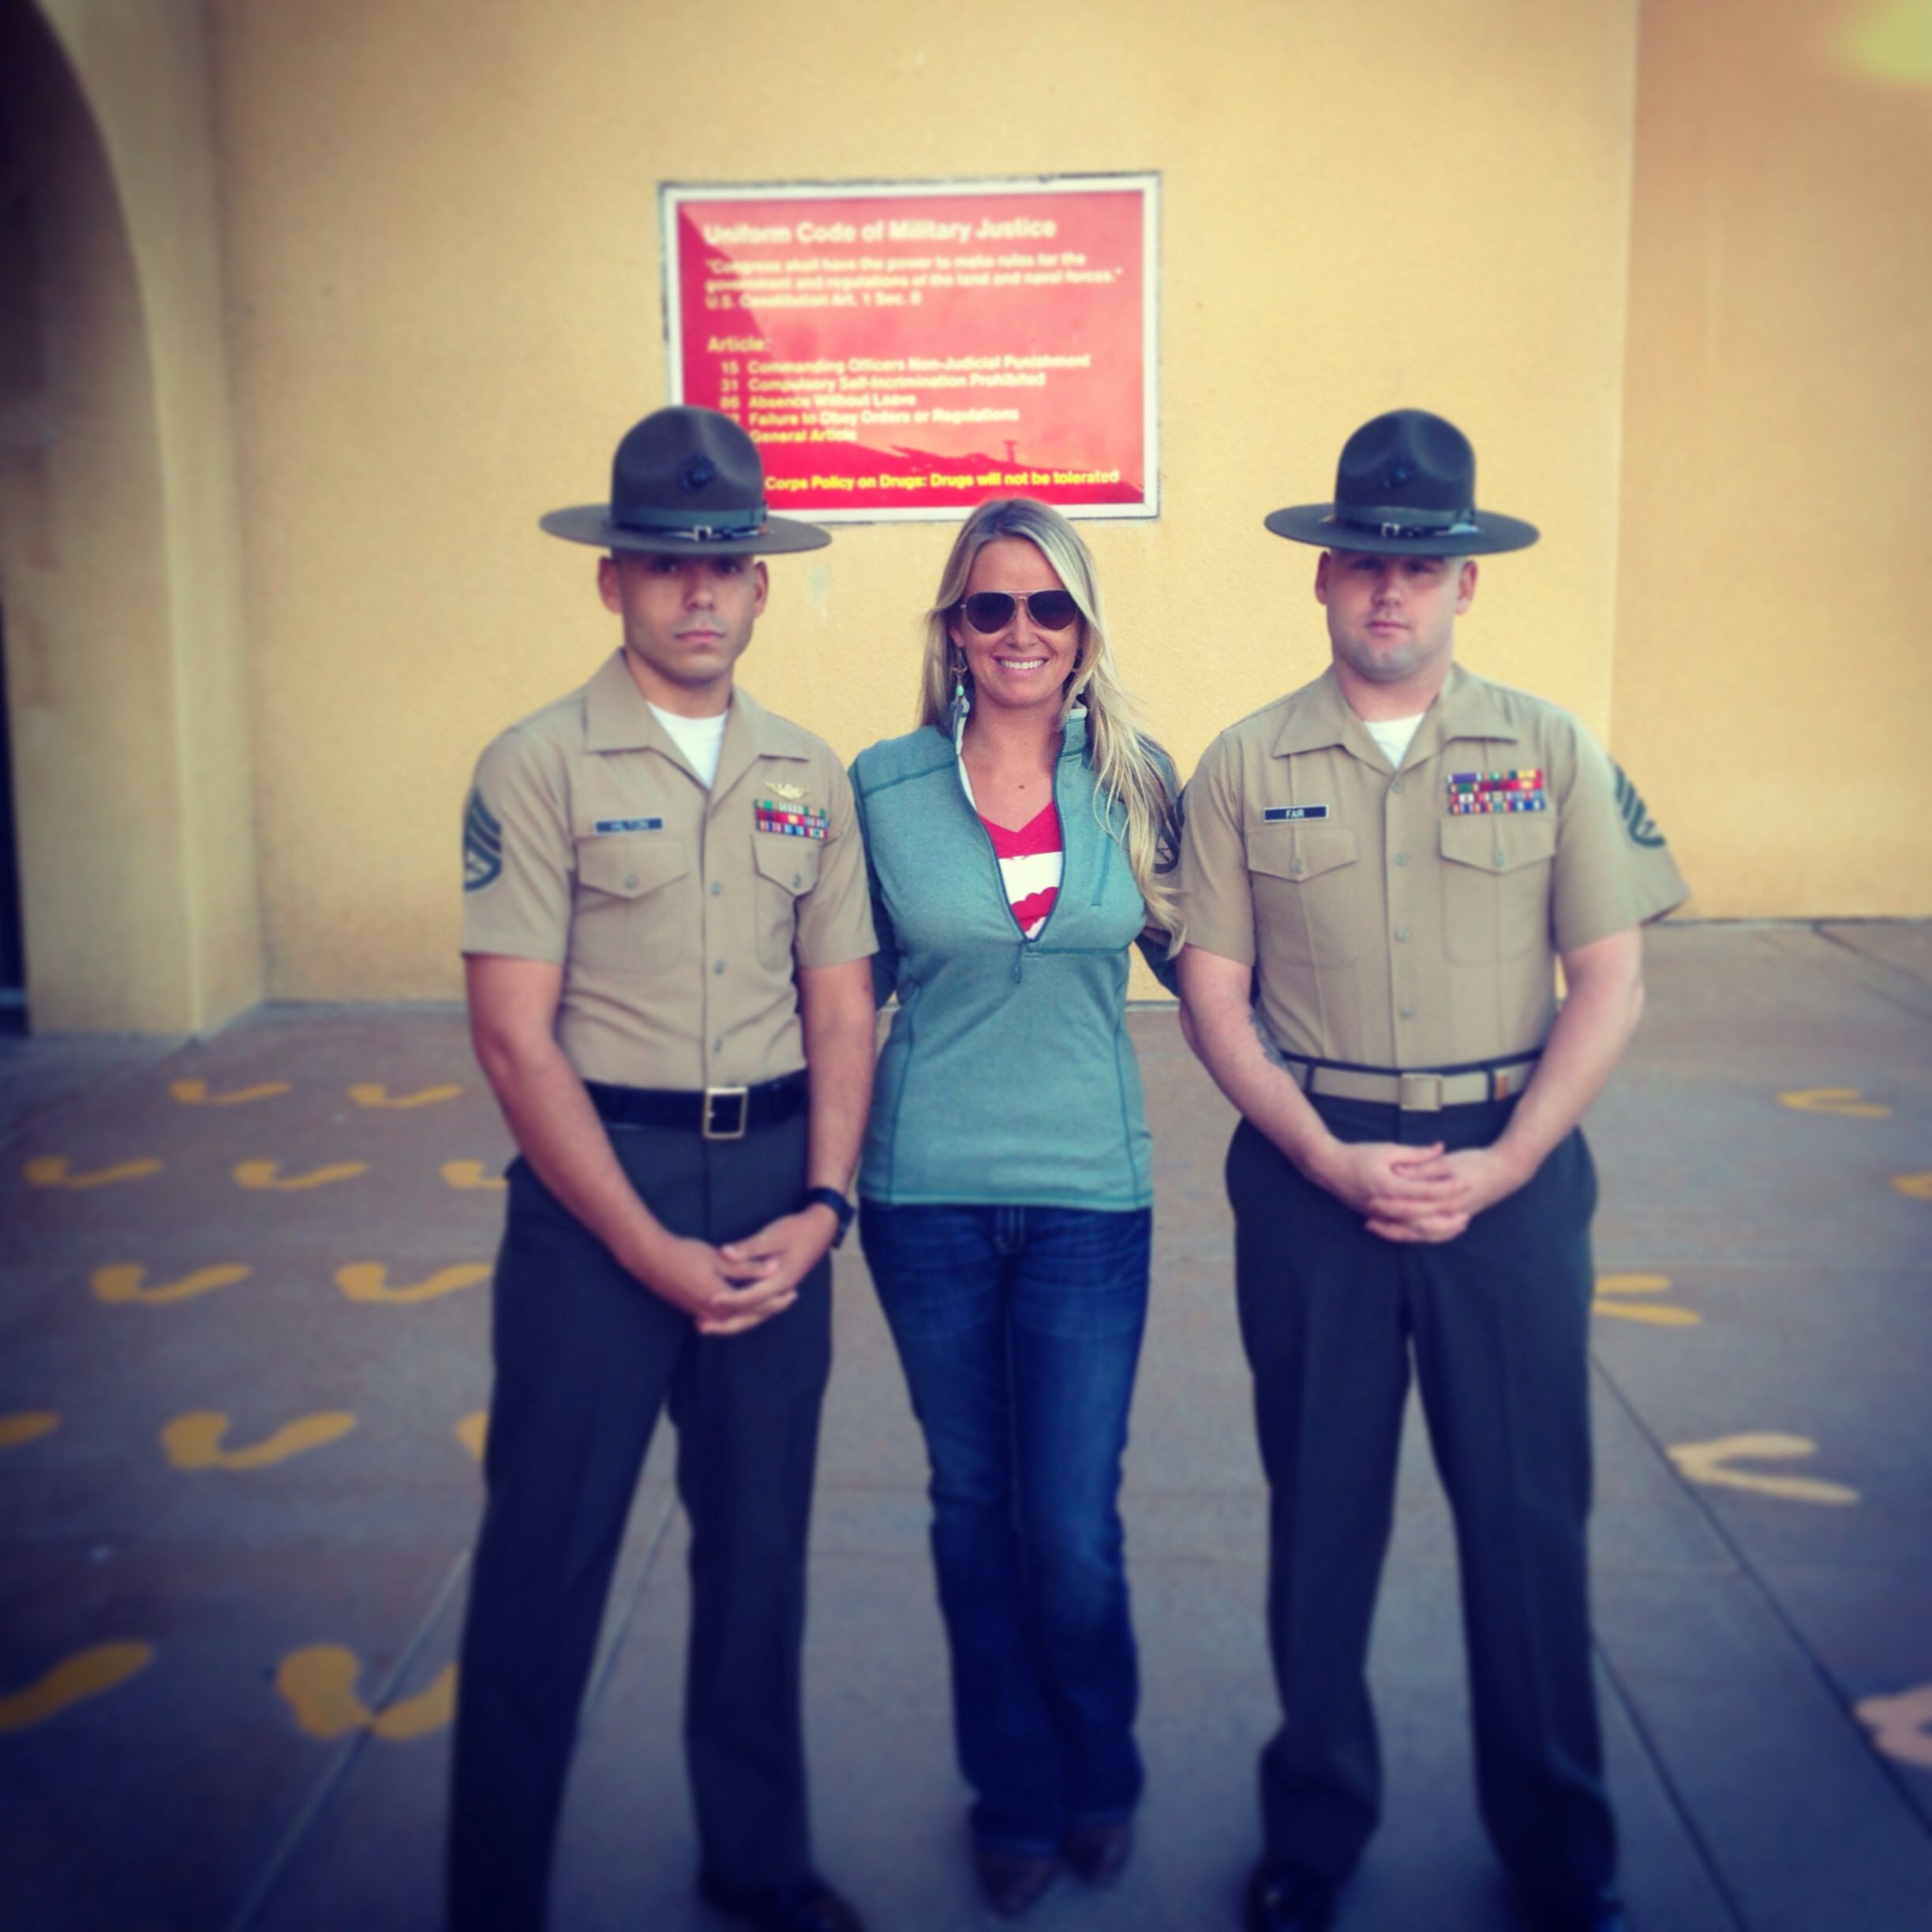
[801,1184,856,1248]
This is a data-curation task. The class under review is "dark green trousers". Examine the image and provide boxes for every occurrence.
[446,1112,831,1930]
[1229,1095,1616,1908]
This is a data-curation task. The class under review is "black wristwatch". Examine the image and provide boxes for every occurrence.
[801,1185,856,1249]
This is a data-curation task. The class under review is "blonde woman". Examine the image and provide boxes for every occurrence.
[848,499,1180,1918]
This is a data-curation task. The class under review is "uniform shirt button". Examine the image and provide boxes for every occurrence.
[713,1037,724,1054]
[623,874,638,890]
[1400,1004,1417,1019]
[1290,859,1306,876]
[710,880,723,896]
[1395,927,1410,942]
[1391,779,1403,794]
[1394,852,1408,867]
[792,873,803,888]
[713,960,725,975]
[1493,850,1507,867]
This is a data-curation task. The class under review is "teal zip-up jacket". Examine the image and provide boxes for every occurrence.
[850,714,1162,1211]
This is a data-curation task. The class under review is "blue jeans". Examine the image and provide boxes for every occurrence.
[859,1200,1151,1855]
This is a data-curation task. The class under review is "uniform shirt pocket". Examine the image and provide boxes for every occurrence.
[571,836,692,975]
[1246,824,1359,966]
[1439,816,1556,963]
[752,834,822,971]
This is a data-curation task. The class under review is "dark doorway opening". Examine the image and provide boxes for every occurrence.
[0,605,24,1032]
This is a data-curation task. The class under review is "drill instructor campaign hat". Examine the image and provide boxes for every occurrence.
[1265,409,1539,556]
[541,406,831,556]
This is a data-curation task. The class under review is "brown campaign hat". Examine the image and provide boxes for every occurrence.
[1265,410,1539,556]
[541,406,830,556]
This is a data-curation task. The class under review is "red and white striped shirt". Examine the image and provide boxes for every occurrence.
[981,799,1063,938]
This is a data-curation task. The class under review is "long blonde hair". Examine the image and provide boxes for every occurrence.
[917,498,1181,949]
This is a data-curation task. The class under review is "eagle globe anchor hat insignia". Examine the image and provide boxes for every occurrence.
[1265,408,1541,556]
[540,405,831,556]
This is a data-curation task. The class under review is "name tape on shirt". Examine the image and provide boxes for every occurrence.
[1262,804,1330,822]
[1446,770,1548,814]
[592,817,665,834]
[755,799,828,840]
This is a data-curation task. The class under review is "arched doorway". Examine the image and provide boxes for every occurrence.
[0,0,260,1032]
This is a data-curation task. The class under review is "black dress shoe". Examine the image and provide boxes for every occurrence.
[1063,1818,1134,1888]
[1529,1893,1627,1932]
[1244,1862,1337,1932]
[697,1870,866,1932]
[973,1844,1058,1918]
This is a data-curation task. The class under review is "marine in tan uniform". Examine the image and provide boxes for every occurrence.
[1174,411,1687,1932]
[447,407,877,1932]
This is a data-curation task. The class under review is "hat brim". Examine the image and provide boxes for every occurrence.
[540,504,831,556]
[1264,504,1539,556]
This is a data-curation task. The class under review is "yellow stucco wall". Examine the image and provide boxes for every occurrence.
[13,0,1924,1029]
[1616,0,1932,915]
[206,0,1642,1002]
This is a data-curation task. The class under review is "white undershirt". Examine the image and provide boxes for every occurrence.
[1363,712,1426,770]
[649,702,728,788]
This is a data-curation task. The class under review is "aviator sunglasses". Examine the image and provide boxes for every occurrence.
[953,589,1082,634]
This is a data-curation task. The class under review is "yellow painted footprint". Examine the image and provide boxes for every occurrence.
[24,1156,162,1190]
[0,1410,59,1449]
[275,1646,455,1741]
[0,1642,153,1733]
[1777,1088,1891,1118]
[93,1264,251,1305]
[1593,1272,1700,1327]
[1856,1685,1932,1769]
[170,1078,291,1106]
[161,1410,356,1470]
[441,1160,506,1192]
[234,1159,367,1192]
[1668,1432,1859,1505]
[1891,1173,1932,1201]
[349,1083,462,1109]
[455,1411,488,1459]
[336,1263,489,1305]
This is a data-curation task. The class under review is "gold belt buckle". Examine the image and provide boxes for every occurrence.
[1397,1071,1445,1113]
[702,1086,750,1140]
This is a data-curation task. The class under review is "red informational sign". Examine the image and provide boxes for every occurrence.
[662,176,1159,520]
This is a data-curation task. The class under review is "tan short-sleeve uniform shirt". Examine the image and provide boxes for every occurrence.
[1176,662,1689,1069]
[461,650,876,1091]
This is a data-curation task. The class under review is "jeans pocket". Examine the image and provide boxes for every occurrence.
[859,1201,998,1342]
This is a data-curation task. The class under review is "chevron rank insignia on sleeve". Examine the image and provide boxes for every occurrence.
[1612,764,1667,848]
[463,789,504,891]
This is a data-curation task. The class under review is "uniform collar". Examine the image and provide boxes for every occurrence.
[1271,661,1521,766]
[1428,661,1520,744]
[584,649,814,771]
[584,649,665,753]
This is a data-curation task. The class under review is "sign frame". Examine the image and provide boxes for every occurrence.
[660,172,1161,522]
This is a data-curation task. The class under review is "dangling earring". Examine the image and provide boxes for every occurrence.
[949,653,972,725]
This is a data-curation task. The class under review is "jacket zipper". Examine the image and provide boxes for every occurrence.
[1024,746,1069,966]
[957,732,1069,983]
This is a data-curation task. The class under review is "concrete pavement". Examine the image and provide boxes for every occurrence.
[1,923,1928,1930]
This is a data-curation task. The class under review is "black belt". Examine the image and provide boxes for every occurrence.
[1281,1050,1541,1112]
[584,1070,808,1141]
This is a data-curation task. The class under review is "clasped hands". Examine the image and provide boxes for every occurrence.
[633,1205,841,1336]
[1311,1136,1527,1244]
